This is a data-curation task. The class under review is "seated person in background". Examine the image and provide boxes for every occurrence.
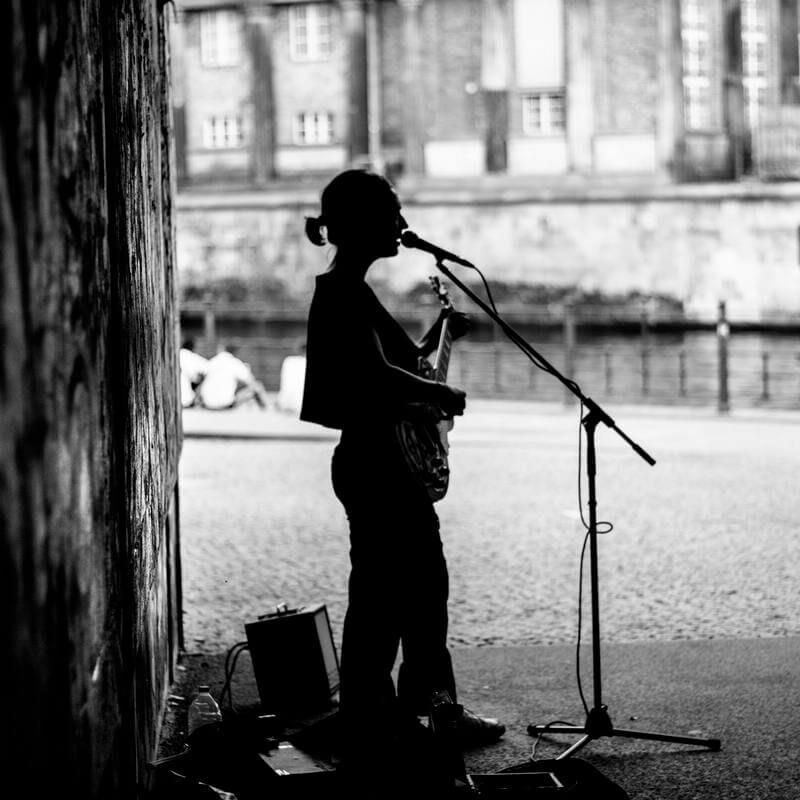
[195,346,270,410]
[179,339,209,408]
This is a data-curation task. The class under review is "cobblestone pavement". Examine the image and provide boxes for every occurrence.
[178,401,800,655]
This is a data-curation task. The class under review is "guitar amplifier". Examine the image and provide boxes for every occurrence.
[245,603,340,716]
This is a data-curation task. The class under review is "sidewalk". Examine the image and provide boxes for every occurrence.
[159,636,800,799]
[169,400,800,798]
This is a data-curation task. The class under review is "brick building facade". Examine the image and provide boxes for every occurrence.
[172,0,800,184]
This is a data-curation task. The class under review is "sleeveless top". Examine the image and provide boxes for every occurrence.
[299,270,421,432]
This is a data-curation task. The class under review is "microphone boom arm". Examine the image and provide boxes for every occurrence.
[426,257,654,465]
[415,252,720,759]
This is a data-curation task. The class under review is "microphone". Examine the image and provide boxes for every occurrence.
[400,230,474,268]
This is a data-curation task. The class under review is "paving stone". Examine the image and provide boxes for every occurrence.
[178,402,800,655]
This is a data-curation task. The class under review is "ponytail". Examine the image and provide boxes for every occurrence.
[305,216,327,247]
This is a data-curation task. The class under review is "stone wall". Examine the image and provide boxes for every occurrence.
[1,2,181,798]
[176,181,800,323]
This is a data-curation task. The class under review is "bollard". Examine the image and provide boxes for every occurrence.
[760,352,770,401]
[678,349,687,397]
[717,301,730,413]
[203,292,217,355]
[604,347,613,395]
[640,300,650,397]
[641,348,650,397]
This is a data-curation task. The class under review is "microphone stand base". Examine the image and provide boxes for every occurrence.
[527,706,721,761]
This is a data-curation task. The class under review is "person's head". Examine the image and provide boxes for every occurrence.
[305,170,407,266]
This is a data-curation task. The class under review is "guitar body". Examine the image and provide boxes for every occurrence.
[396,408,453,502]
[396,278,457,502]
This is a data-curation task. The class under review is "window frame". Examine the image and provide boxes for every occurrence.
[288,3,333,62]
[521,91,566,136]
[683,81,712,130]
[292,111,334,145]
[199,10,242,68]
[202,115,246,150]
[681,0,713,131]
[741,0,769,128]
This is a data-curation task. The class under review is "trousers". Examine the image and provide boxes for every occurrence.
[331,429,456,745]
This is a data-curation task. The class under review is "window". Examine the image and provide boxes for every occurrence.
[682,0,707,29]
[200,10,241,67]
[293,112,334,145]
[681,0,712,130]
[521,92,565,135]
[684,84,711,130]
[202,116,245,149]
[744,84,767,126]
[742,0,766,33]
[683,34,709,78]
[742,0,768,127]
[289,4,332,61]
[743,37,767,79]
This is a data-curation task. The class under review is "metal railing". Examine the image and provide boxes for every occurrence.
[184,301,800,412]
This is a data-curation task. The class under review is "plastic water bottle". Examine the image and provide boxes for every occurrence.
[187,685,222,736]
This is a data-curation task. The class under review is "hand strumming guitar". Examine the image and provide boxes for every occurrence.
[434,382,466,417]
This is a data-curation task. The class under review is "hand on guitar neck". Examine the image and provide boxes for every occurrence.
[420,309,471,358]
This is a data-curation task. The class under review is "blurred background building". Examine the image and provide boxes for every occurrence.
[172,0,800,408]
[172,0,800,183]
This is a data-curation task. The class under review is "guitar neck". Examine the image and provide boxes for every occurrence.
[432,318,453,382]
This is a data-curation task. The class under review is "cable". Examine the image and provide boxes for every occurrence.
[529,720,580,761]
[222,643,248,711]
[575,530,590,718]
[460,261,582,394]
[463,265,618,731]
[459,261,499,315]
[574,402,614,719]
[576,402,614,536]
[219,640,249,711]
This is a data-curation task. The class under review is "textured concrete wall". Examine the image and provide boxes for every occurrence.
[1,1,181,798]
[176,183,800,323]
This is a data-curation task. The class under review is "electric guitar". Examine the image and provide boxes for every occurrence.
[396,276,457,502]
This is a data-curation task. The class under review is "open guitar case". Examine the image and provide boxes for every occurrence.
[468,758,630,799]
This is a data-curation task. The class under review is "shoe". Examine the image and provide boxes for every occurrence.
[455,708,506,748]
[397,715,433,745]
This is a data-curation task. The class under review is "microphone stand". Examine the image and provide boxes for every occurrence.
[428,256,721,760]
